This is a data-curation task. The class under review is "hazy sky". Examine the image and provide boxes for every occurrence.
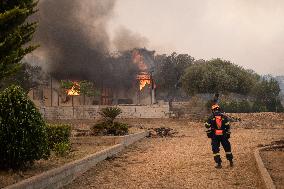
[108,0,284,75]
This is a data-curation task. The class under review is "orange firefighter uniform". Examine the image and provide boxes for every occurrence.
[205,105,233,168]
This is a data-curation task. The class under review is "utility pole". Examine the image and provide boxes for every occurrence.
[150,69,155,105]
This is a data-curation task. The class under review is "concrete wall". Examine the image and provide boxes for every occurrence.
[171,99,209,118]
[40,104,170,120]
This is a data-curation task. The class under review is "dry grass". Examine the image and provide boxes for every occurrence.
[64,113,284,189]
[0,140,116,188]
[1,113,283,189]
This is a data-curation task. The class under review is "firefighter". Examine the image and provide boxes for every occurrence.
[205,104,233,168]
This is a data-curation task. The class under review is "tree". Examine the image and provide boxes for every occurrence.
[153,52,194,99]
[181,58,259,95]
[0,85,49,169]
[0,62,45,92]
[0,0,38,82]
[252,78,284,112]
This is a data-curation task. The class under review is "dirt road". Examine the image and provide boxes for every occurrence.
[64,114,284,189]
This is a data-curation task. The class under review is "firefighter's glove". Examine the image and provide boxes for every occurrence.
[204,122,211,129]
[226,131,231,139]
[206,130,213,138]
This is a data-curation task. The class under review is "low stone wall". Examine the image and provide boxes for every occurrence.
[254,146,276,189]
[171,100,208,119]
[40,104,170,120]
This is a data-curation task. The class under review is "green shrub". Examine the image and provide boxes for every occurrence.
[238,100,251,113]
[0,85,49,169]
[92,121,129,136]
[92,122,109,135]
[109,122,129,135]
[252,101,267,112]
[46,124,71,150]
[92,107,128,136]
[207,97,283,113]
[219,100,251,113]
[99,107,122,123]
[53,142,70,157]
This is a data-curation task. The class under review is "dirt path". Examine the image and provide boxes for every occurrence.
[64,119,284,189]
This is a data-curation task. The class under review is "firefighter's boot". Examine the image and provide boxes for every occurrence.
[215,162,222,169]
[229,160,234,167]
[214,154,222,169]
[225,152,233,167]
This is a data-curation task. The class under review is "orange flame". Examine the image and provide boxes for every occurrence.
[139,79,151,90]
[137,73,151,91]
[67,82,80,96]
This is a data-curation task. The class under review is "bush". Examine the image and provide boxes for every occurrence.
[99,107,122,122]
[92,122,109,135]
[238,100,251,113]
[92,121,129,136]
[252,101,267,112]
[46,124,71,150]
[219,100,252,113]
[0,85,49,169]
[206,95,283,113]
[53,142,70,157]
[109,122,129,135]
[92,107,128,136]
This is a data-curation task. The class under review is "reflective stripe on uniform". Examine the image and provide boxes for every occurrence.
[213,153,220,156]
[225,122,230,125]
[225,152,232,154]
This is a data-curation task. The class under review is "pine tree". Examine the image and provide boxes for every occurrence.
[0,0,38,81]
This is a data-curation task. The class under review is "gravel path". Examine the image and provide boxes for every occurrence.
[64,118,284,189]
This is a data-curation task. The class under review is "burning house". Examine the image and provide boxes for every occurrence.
[28,48,156,107]
[25,1,170,120]
[118,48,156,105]
[31,1,157,107]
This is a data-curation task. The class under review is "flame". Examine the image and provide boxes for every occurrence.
[137,73,151,90]
[67,82,80,96]
[139,79,151,90]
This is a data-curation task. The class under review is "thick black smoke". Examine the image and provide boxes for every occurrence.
[34,0,155,90]
[113,26,149,52]
[35,0,116,82]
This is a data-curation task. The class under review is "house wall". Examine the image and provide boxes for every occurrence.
[28,78,155,106]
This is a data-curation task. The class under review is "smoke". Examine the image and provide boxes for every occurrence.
[34,0,150,86]
[113,26,148,52]
[35,0,115,81]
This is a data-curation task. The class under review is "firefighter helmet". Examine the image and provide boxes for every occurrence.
[211,104,220,111]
